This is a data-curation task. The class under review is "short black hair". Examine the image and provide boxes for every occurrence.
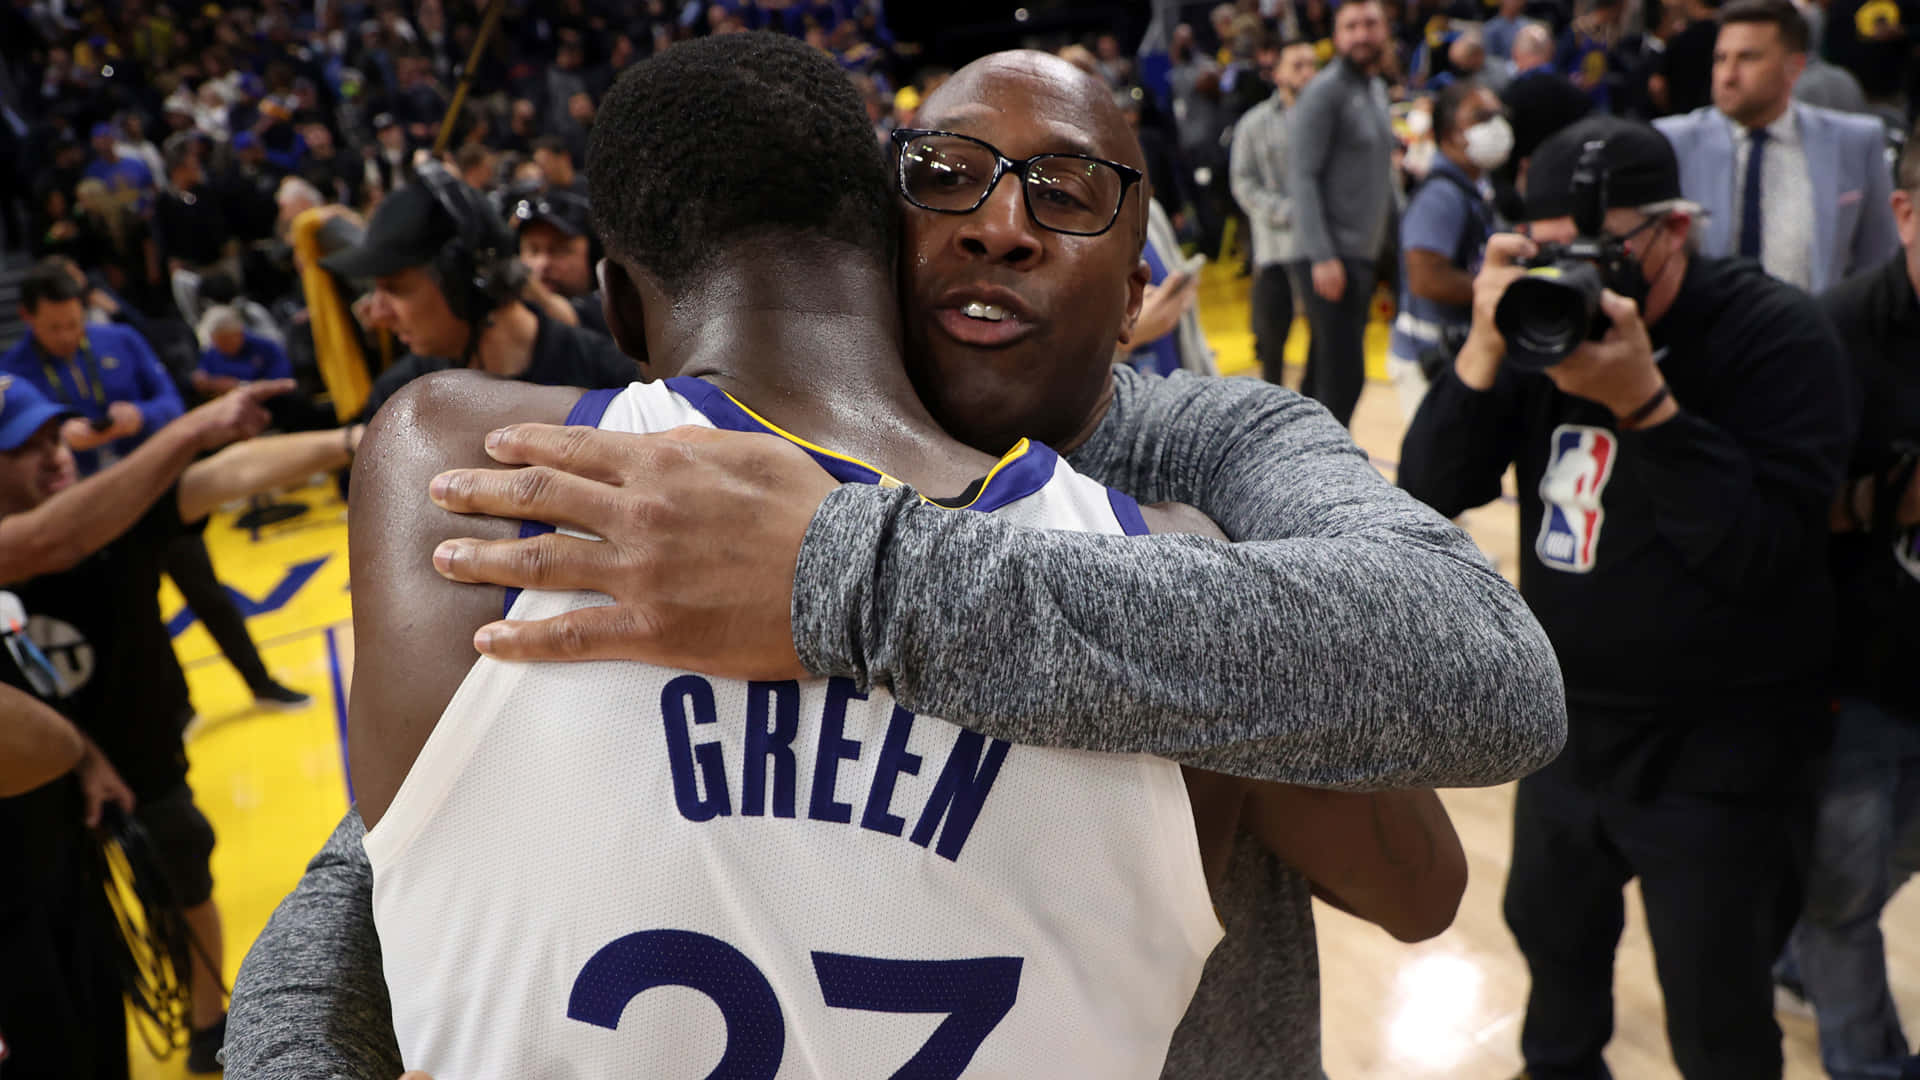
[20,258,86,311]
[530,135,571,159]
[1718,0,1810,53]
[1433,79,1482,145]
[587,31,894,297]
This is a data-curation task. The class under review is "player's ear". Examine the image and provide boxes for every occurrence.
[597,258,651,377]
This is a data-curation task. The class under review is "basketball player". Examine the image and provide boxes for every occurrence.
[345,35,1466,1078]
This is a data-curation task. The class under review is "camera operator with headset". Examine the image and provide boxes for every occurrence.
[1400,113,1853,1079]
[325,162,634,426]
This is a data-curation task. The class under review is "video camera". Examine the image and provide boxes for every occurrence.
[1493,139,1636,371]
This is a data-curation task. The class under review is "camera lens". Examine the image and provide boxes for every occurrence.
[1494,262,1604,370]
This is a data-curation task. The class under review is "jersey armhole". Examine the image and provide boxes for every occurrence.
[1107,488,1151,537]
[1139,757,1228,956]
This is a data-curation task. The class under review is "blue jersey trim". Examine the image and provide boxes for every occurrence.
[1107,488,1151,536]
[505,388,624,618]
[665,375,1056,514]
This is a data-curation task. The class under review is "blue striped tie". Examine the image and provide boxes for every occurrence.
[1739,127,1769,259]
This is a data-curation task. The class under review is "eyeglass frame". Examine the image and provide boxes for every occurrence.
[888,127,1145,238]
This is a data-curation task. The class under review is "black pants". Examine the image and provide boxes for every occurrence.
[1251,264,1297,387]
[1504,752,1810,1080]
[164,532,274,694]
[0,825,128,1079]
[1295,257,1374,428]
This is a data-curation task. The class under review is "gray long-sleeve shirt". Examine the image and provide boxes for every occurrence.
[1285,57,1395,264]
[226,368,1565,1079]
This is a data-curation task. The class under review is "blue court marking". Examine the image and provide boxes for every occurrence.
[325,625,354,805]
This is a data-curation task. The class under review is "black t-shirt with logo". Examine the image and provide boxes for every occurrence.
[0,603,88,919]
[13,486,196,800]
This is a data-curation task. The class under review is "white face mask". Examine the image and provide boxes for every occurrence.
[1405,108,1432,137]
[1464,115,1514,170]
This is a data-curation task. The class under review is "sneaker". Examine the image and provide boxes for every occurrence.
[251,680,313,711]
[186,1014,226,1074]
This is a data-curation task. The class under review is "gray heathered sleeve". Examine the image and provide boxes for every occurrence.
[1284,75,1338,264]
[225,809,402,1080]
[792,369,1565,788]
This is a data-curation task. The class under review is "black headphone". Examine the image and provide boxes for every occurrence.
[416,158,527,324]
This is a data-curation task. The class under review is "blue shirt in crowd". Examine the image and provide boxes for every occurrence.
[1388,155,1493,365]
[0,322,184,474]
[1126,235,1184,378]
[199,332,294,384]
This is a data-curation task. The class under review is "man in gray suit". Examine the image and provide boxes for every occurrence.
[1286,0,1395,427]
[1654,0,1898,294]
[1230,38,1322,385]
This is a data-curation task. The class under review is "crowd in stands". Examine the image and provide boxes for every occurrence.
[0,0,907,413]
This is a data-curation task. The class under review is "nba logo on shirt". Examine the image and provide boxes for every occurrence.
[1537,424,1616,573]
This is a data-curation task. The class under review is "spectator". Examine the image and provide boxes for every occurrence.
[1402,114,1852,1080]
[1387,80,1504,418]
[30,185,85,262]
[1231,37,1321,385]
[1655,0,1899,293]
[157,142,235,291]
[298,124,364,209]
[1120,197,1209,376]
[1445,28,1510,92]
[3,259,183,474]
[72,178,160,311]
[114,112,166,191]
[82,121,156,213]
[1094,32,1133,87]
[1557,0,1632,108]
[1287,0,1396,428]
[219,131,284,247]
[454,142,496,191]
[1649,0,1723,115]
[1792,46,1873,113]
[1485,0,1531,59]
[365,112,413,197]
[275,177,326,241]
[194,304,292,397]
[1501,22,1593,210]
[1169,23,1229,256]
[530,135,586,199]
[1797,123,1920,1080]
[1822,0,1916,104]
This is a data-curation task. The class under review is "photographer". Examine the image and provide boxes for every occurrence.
[1400,115,1853,1079]
[325,166,634,426]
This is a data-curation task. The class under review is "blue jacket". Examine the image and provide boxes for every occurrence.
[1655,102,1899,296]
[199,332,293,384]
[0,322,184,474]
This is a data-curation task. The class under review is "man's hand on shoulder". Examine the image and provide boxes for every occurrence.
[425,421,839,680]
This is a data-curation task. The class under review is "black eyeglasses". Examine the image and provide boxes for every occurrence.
[890,128,1144,238]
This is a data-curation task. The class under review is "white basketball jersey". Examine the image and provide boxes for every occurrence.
[365,377,1221,1079]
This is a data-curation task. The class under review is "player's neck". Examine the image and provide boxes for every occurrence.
[660,256,1001,496]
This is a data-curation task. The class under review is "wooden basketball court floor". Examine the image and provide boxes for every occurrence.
[131,261,1920,1078]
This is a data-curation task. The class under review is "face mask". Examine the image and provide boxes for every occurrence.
[1464,115,1514,169]
[1405,108,1432,137]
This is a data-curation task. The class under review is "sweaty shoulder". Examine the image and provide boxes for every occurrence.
[347,371,586,830]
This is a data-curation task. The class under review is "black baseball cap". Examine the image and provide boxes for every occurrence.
[1524,115,1682,221]
[321,183,457,279]
[509,190,590,238]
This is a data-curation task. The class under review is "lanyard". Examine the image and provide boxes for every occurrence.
[38,337,108,412]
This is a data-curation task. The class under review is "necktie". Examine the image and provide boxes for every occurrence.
[1739,127,1769,259]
